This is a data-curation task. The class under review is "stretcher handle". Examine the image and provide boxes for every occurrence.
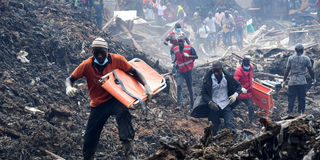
[99,72,111,84]
[130,58,143,62]
[132,77,167,106]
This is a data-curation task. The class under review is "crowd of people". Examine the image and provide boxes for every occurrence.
[61,1,319,160]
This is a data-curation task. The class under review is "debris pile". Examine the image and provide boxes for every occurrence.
[148,115,320,160]
[1,0,320,160]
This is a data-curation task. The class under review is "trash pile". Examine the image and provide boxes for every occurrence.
[1,0,320,160]
[148,115,320,160]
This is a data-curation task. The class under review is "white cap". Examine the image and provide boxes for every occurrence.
[91,37,108,49]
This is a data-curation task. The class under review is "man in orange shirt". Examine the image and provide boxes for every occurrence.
[65,37,152,160]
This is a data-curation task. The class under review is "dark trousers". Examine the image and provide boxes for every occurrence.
[288,85,306,113]
[176,70,194,106]
[231,98,254,122]
[83,98,134,159]
[222,32,232,47]
[235,28,243,49]
[170,47,177,73]
[208,106,235,136]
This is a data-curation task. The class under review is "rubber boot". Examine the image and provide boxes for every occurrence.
[122,141,136,160]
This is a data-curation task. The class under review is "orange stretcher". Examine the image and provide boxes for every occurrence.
[99,58,166,109]
[252,81,274,116]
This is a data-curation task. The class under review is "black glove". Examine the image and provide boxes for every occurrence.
[164,41,168,46]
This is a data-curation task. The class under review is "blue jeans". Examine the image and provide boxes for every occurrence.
[235,28,243,49]
[170,48,177,73]
[208,105,235,136]
[288,85,306,113]
[176,70,194,106]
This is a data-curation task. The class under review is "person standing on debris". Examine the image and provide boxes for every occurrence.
[221,11,235,49]
[233,10,245,50]
[164,2,176,22]
[156,1,167,25]
[174,36,198,107]
[92,0,103,29]
[191,61,241,136]
[215,8,224,46]
[204,11,217,53]
[164,23,190,73]
[196,22,210,55]
[282,44,315,114]
[65,37,153,160]
[192,7,202,35]
[233,56,255,123]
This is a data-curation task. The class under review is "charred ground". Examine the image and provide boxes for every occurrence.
[1,0,320,160]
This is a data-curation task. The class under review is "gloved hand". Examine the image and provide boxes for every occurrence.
[208,101,219,112]
[66,86,78,97]
[183,52,190,57]
[144,84,153,100]
[281,82,285,88]
[229,92,239,104]
[241,88,247,94]
[164,41,168,46]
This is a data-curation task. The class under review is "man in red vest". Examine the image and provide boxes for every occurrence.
[233,56,254,123]
[164,23,190,73]
[173,36,198,107]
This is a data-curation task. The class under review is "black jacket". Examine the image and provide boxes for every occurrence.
[191,69,241,118]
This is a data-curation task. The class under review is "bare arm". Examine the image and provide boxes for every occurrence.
[185,37,190,45]
[307,66,315,80]
[283,67,290,82]
[128,67,147,86]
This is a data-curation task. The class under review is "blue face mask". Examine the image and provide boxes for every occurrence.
[176,28,181,33]
[94,58,108,66]
[242,65,250,71]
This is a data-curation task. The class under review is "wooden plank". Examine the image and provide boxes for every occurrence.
[44,150,65,160]
[289,28,320,33]
[120,23,143,52]
[101,15,117,31]
[256,72,284,79]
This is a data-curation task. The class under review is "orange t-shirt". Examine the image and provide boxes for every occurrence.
[72,53,132,107]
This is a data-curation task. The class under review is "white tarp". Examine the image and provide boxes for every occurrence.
[114,10,137,21]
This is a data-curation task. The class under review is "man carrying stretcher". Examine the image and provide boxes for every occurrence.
[65,37,153,160]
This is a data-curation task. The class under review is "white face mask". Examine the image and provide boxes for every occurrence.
[94,58,108,66]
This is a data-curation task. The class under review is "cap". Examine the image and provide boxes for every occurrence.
[91,37,108,49]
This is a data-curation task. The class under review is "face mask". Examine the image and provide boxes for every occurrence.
[242,65,250,71]
[292,22,296,27]
[176,28,181,33]
[94,58,108,66]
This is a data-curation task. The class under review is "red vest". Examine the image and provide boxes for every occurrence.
[174,45,194,73]
[169,32,178,45]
